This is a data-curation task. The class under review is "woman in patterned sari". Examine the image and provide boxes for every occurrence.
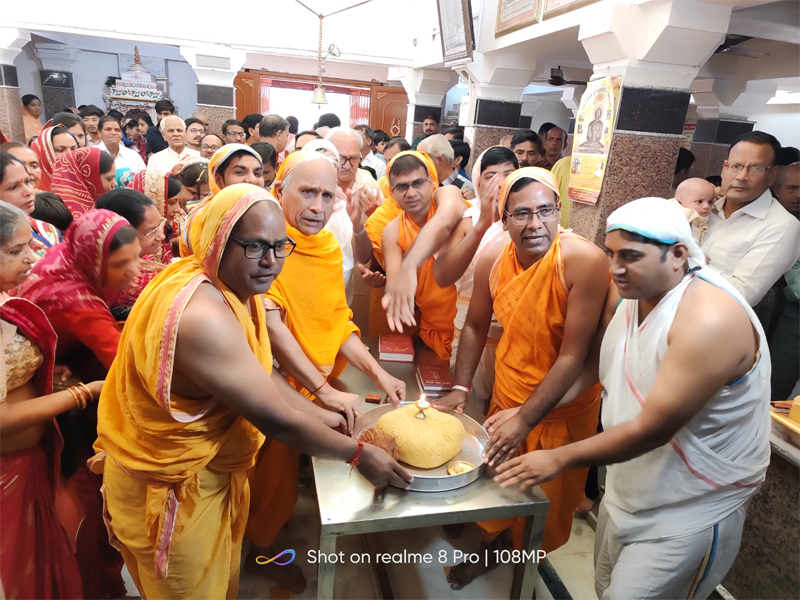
[51,147,117,218]
[0,201,101,599]
[30,123,79,192]
[129,168,187,263]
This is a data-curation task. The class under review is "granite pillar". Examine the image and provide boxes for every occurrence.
[721,449,799,599]
[690,118,754,180]
[464,98,522,174]
[39,70,76,121]
[0,64,25,142]
[196,84,234,138]
[569,86,690,246]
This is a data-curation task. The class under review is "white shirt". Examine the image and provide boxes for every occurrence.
[96,142,145,173]
[701,188,800,306]
[147,146,200,173]
[361,151,386,180]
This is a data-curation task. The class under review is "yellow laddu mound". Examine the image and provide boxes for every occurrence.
[376,404,466,469]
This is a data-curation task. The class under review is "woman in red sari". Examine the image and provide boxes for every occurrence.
[0,201,103,599]
[16,209,140,598]
[17,209,140,374]
[30,124,79,192]
[96,188,167,309]
[51,147,117,218]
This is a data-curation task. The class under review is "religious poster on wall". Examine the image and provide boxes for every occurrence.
[568,75,621,206]
[436,0,474,65]
[543,0,601,20]
[496,0,541,37]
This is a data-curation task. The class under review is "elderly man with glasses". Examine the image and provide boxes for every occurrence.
[148,115,200,173]
[701,131,800,306]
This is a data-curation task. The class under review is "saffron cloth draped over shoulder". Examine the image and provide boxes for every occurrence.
[366,150,438,266]
[479,167,602,554]
[91,184,276,583]
[266,150,359,383]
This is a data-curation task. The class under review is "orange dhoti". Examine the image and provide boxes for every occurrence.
[247,218,359,548]
[478,232,601,553]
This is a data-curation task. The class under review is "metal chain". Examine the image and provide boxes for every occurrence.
[318,14,323,84]
[293,0,373,19]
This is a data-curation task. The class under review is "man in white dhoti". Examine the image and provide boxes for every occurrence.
[493,197,771,599]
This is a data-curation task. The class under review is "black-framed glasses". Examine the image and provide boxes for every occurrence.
[201,144,221,152]
[504,206,559,226]
[339,155,361,168]
[390,176,429,196]
[230,236,296,259]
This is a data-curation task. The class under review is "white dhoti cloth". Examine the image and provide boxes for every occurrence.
[598,198,772,599]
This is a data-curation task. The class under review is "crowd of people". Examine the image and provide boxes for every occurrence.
[1,93,799,600]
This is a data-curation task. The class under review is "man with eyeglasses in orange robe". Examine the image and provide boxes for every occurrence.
[439,167,609,590]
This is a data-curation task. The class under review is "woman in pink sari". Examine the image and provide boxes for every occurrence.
[50,147,117,218]
[0,201,102,599]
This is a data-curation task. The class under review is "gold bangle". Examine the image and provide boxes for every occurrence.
[78,382,94,403]
[67,387,80,409]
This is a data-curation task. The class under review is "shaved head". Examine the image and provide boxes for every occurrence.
[675,177,716,218]
[274,158,339,235]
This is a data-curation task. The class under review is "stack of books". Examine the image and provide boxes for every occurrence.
[379,334,414,363]
[415,363,453,399]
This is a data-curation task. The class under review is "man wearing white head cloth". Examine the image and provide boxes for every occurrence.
[494,197,771,599]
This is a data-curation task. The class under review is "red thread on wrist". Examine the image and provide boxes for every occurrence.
[348,439,364,474]
[309,380,327,396]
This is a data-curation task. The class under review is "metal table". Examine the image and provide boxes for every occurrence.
[312,337,550,599]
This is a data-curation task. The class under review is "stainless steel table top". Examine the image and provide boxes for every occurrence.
[313,336,550,537]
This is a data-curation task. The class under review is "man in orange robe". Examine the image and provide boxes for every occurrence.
[245,152,407,591]
[92,184,410,598]
[437,168,609,589]
[376,152,468,360]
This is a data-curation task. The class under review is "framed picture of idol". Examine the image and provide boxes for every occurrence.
[496,0,541,38]
[436,0,474,65]
[543,0,602,20]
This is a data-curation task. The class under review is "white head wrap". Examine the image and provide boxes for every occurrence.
[302,139,341,162]
[606,197,706,270]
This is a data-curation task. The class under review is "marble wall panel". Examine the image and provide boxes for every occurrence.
[197,104,234,139]
[0,87,26,143]
[569,132,682,246]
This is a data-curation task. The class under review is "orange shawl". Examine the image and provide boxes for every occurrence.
[92,183,274,580]
[366,150,438,267]
[481,231,601,553]
[265,222,359,384]
[398,199,458,362]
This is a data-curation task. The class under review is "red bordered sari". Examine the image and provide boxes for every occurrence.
[51,147,107,219]
[30,122,64,192]
[130,168,180,264]
[28,217,62,259]
[17,209,131,370]
[0,294,83,600]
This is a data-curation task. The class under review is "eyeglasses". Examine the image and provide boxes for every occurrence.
[230,236,296,259]
[726,163,772,176]
[187,127,205,135]
[339,155,361,169]
[201,144,221,152]
[140,217,167,240]
[227,131,247,139]
[390,177,430,196]
[504,206,559,226]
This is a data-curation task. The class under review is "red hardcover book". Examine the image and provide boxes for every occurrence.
[379,334,414,363]
[416,363,454,391]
